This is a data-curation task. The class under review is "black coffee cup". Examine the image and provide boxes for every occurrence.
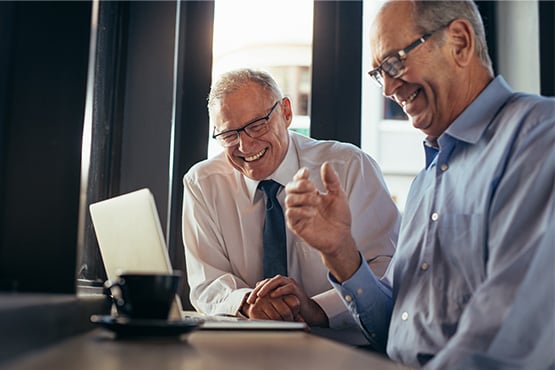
[105,271,181,320]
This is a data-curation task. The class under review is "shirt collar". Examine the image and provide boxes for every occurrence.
[442,75,513,145]
[422,76,513,169]
[423,140,439,169]
[244,132,298,202]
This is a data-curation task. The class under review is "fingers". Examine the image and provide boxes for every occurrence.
[247,295,297,321]
[269,283,299,299]
[286,162,340,210]
[282,295,301,316]
[292,167,309,181]
[247,275,293,303]
[246,278,269,304]
[286,168,317,195]
[267,297,295,321]
[320,161,341,194]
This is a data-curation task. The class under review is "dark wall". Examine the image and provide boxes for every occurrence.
[0,1,91,293]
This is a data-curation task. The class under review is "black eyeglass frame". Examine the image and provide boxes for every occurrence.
[368,26,445,88]
[212,100,281,147]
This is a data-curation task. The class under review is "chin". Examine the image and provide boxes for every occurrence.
[409,115,431,132]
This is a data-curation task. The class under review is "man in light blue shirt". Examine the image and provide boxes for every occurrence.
[251,1,554,369]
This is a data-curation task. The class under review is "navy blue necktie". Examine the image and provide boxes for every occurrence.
[258,180,287,278]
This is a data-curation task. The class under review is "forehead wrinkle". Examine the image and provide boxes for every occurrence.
[214,86,271,131]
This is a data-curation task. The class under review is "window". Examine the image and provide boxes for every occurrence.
[360,0,424,212]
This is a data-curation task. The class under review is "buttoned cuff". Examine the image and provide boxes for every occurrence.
[222,288,253,317]
[328,258,377,307]
[312,290,358,329]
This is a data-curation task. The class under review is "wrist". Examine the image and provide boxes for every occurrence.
[321,237,361,283]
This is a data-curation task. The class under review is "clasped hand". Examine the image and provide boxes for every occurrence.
[246,275,328,327]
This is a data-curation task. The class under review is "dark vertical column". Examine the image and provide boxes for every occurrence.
[0,2,15,262]
[539,0,554,96]
[475,1,498,74]
[79,1,130,283]
[311,1,363,146]
[167,1,214,309]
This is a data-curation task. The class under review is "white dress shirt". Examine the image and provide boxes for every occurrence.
[182,131,400,328]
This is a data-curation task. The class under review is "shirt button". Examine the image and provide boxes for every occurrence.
[440,163,448,171]
[344,294,352,302]
[401,312,409,321]
[356,288,363,295]
[431,212,439,221]
[421,262,429,271]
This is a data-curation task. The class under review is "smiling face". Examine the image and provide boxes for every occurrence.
[370,1,466,139]
[211,82,292,180]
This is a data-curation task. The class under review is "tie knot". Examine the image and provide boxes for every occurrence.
[258,180,281,198]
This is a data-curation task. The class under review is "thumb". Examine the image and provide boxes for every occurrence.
[320,162,341,194]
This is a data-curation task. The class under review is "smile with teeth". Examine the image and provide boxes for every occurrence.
[401,88,421,106]
[244,148,267,162]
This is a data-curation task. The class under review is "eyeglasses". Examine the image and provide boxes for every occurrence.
[368,27,444,88]
[212,100,280,147]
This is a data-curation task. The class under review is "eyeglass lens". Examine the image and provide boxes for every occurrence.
[370,55,406,87]
[214,101,279,147]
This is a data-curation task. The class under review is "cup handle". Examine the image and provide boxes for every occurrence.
[104,280,125,308]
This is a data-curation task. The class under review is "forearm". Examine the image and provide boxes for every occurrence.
[187,265,252,316]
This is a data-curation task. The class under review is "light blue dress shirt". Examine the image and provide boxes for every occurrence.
[455,211,555,370]
[330,76,555,368]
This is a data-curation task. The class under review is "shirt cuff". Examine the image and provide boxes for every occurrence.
[312,290,358,329]
[328,257,379,306]
[219,288,253,316]
[328,253,391,352]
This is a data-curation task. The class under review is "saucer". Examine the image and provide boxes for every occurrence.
[90,315,201,338]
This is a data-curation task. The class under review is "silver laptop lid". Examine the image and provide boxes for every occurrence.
[89,188,182,318]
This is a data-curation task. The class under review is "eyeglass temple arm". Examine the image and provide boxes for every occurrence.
[398,32,433,59]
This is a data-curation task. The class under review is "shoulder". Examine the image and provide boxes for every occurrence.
[183,152,235,187]
[290,131,385,190]
[502,93,554,126]
[502,93,554,147]
[290,131,374,166]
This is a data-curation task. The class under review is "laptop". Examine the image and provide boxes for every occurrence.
[89,188,306,331]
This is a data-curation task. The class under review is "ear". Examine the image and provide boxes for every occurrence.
[445,18,475,68]
[281,97,294,129]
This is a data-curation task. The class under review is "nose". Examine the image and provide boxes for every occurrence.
[381,73,403,100]
[237,130,257,151]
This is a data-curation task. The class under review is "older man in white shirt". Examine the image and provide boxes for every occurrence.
[182,68,400,331]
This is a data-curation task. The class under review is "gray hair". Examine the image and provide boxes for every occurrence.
[207,68,284,110]
[408,0,493,74]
